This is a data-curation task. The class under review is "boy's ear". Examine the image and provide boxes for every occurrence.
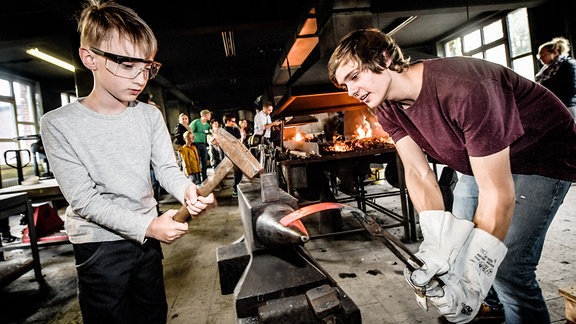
[79,47,97,71]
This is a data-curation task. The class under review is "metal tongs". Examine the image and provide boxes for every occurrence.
[280,202,443,298]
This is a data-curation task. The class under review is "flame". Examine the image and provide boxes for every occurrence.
[294,132,303,141]
[332,141,352,152]
[355,117,372,139]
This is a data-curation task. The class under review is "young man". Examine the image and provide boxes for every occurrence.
[40,1,214,323]
[253,101,281,146]
[328,28,576,323]
[191,109,212,182]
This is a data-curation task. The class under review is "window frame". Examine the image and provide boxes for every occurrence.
[437,8,534,80]
[0,71,43,167]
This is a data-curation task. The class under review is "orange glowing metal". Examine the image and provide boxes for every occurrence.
[280,202,348,228]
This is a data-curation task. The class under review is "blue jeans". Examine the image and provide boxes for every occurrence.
[195,142,209,181]
[452,174,571,324]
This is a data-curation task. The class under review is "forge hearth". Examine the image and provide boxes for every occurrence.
[319,137,394,154]
[281,107,393,158]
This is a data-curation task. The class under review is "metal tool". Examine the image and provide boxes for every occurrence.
[280,202,421,268]
[280,202,443,297]
[173,127,263,222]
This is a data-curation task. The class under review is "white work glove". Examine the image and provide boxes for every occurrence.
[427,228,508,323]
[410,211,475,287]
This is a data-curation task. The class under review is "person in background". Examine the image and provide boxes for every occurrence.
[178,131,201,185]
[328,28,576,323]
[0,219,17,243]
[223,113,243,198]
[253,101,281,146]
[208,118,220,141]
[173,112,190,149]
[536,36,576,119]
[207,118,228,191]
[208,136,226,192]
[207,118,222,168]
[191,109,212,182]
[208,136,224,169]
[238,118,249,146]
[40,1,214,323]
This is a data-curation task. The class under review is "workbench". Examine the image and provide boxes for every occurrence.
[0,179,68,287]
[0,192,43,287]
[0,178,64,203]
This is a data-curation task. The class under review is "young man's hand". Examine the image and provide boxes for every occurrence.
[408,211,474,287]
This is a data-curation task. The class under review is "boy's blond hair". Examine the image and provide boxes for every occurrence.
[77,0,157,58]
[183,131,194,143]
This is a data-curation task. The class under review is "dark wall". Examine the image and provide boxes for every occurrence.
[40,89,65,114]
[529,0,575,56]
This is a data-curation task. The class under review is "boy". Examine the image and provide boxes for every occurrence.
[40,1,213,323]
[328,28,576,322]
[178,131,201,184]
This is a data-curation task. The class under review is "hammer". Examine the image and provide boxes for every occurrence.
[173,127,263,222]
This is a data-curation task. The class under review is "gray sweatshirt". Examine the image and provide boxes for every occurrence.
[40,100,190,244]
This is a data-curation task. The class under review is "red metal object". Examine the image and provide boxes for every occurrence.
[280,202,423,271]
[280,201,444,298]
[280,202,347,227]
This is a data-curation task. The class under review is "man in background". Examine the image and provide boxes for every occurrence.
[191,109,212,182]
[253,101,281,146]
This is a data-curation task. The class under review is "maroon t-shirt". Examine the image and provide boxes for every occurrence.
[376,57,576,181]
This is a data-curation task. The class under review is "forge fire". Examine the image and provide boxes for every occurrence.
[283,109,394,156]
[320,137,394,153]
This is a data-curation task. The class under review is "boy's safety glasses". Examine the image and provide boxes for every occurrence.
[90,47,161,80]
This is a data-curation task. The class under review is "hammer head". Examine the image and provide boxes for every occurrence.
[215,127,263,178]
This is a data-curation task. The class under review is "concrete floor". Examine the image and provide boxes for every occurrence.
[1,171,574,324]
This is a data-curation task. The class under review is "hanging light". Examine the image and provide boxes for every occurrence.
[26,48,75,72]
[221,31,236,58]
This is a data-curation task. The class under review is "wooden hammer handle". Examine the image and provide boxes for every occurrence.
[173,157,234,223]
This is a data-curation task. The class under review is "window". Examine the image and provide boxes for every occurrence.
[463,29,482,53]
[0,74,43,166]
[440,8,534,80]
[507,8,534,79]
[61,92,77,105]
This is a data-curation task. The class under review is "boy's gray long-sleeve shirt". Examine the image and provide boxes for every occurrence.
[40,100,191,244]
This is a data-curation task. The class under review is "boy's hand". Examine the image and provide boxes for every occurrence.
[146,209,188,244]
[184,183,215,217]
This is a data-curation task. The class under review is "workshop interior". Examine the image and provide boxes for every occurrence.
[1,0,575,323]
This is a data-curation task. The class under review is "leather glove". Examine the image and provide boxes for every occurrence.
[410,211,475,287]
[426,228,508,323]
[403,267,444,310]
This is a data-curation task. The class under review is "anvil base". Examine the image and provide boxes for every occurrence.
[216,178,361,323]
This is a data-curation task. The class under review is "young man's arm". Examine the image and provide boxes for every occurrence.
[396,135,475,289]
[468,147,515,240]
[394,136,444,211]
